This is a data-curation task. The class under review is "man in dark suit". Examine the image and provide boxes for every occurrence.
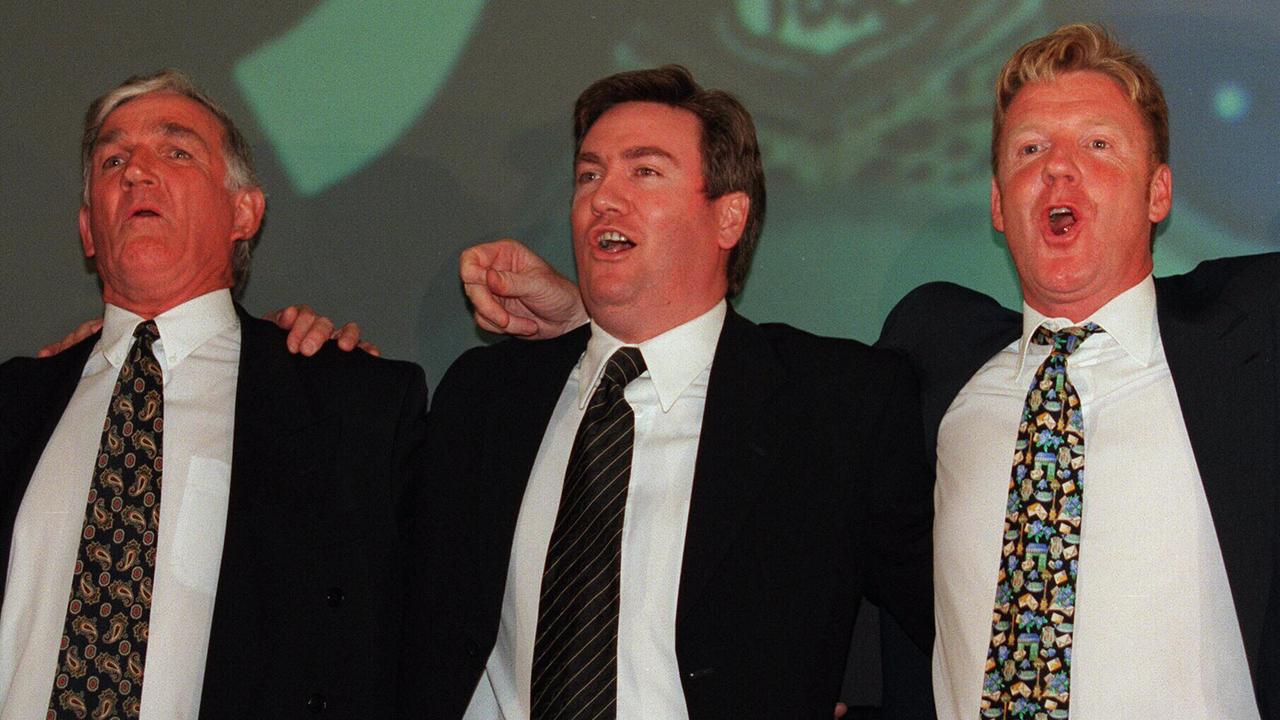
[879,254,1279,716]
[875,24,1276,718]
[0,69,427,718]
[408,66,932,719]
[460,24,1278,719]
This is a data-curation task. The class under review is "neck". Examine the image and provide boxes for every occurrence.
[592,297,723,344]
[102,284,230,320]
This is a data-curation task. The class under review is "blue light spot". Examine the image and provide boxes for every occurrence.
[1213,82,1250,123]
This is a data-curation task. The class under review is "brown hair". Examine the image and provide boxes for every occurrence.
[992,23,1169,174]
[574,65,765,297]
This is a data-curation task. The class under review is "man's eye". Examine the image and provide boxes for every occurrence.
[1018,144,1041,156]
[635,166,658,177]
[576,170,599,184]
[171,149,192,159]
[1089,139,1109,150]
[101,156,124,169]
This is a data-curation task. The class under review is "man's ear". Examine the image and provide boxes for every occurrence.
[78,205,95,258]
[1147,163,1172,224]
[715,191,749,250]
[230,187,266,242]
[990,176,1005,233]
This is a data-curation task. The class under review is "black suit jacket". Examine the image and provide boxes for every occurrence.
[0,307,429,718]
[878,253,1280,717]
[405,307,934,719]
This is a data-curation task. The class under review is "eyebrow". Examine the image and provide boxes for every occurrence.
[575,146,678,165]
[1006,115,1128,136]
[95,122,212,153]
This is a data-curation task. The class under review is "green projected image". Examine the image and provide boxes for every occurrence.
[234,0,488,195]
[1,1,1277,707]
[3,1,1277,389]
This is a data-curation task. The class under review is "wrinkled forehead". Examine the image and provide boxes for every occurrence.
[998,72,1156,157]
[94,91,227,152]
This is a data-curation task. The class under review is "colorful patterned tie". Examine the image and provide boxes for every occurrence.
[49,321,163,720]
[981,324,1100,720]
[532,346,646,720]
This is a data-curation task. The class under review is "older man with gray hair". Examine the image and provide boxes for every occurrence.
[0,69,427,719]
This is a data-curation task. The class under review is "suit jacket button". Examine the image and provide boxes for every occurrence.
[326,587,345,608]
[307,693,327,713]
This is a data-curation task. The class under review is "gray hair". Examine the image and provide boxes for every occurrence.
[81,69,263,294]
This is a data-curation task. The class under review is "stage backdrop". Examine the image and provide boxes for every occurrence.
[4,0,1278,704]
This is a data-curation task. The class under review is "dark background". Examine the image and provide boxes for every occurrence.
[4,0,1277,708]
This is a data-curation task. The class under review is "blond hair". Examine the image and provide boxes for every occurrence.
[991,23,1169,174]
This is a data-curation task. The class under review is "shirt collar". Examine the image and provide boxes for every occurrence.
[99,289,239,379]
[577,300,726,412]
[1016,274,1158,377]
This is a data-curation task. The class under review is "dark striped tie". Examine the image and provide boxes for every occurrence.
[532,346,647,720]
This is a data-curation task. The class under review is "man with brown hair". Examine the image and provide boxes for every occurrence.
[464,24,1278,720]
[410,65,933,719]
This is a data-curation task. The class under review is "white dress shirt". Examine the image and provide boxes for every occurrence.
[0,290,240,720]
[932,277,1259,718]
[463,301,726,720]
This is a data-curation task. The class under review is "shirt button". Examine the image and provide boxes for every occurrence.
[325,587,345,608]
[307,693,327,713]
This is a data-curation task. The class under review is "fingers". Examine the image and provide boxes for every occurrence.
[38,318,104,358]
[485,267,527,298]
[267,304,301,329]
[459,243,498,286]
[472,309,537,337]
[268,305,375,356]
[333,322,362,351]
[270,304,334,355]
[295,315,335,356]
[464,274,512,332]
[266,304,313,353]
[834,702,848,719]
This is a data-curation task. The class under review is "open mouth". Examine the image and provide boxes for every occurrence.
[596,230,635,253]
[1048,206,1076,235]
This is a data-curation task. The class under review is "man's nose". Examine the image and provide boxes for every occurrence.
[1041,144,1079,184]
[590,173,627,215]
[122,152,159,187]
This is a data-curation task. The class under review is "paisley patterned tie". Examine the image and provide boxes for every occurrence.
[532,346,646,720]
[49,321,163,720]
[981,323,1100,720]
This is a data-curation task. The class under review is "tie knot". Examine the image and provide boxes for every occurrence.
[1031,322,1102,356]
[601,346,646,389]
[129,321,163,382]
[133,320,160,346]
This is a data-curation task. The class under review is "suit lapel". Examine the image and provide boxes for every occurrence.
[677,310,787,619]
[0,336,97,603]
[225,308,329,517]
[486,325,591,491]
[2,338,95,506]
[458,327,590,643]
[1157,278,1275,669]
[204,309,333,663]
[480,326,591,510]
